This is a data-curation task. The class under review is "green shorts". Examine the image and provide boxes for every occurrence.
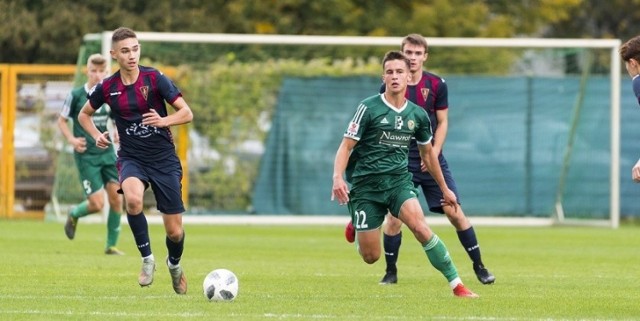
[347,172,420,232]
[74,152,118,197]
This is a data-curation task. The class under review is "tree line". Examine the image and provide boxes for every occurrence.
[1,0,638,64]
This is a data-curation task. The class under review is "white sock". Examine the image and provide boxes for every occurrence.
[448,277,462,289]
[167,260,180,269]
[142,254,155,262]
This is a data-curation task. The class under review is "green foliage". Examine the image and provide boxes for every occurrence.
[181,57,380,211]
[186,56,380,142]
[52,151,84,203]
[428,47,519,75]
[37,1,99,63]
[0,0,614,64]
[0,1,39,62]
[2,220,640,320]
[544,0,640,40]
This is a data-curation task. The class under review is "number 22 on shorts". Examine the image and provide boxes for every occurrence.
[353,210,368,229]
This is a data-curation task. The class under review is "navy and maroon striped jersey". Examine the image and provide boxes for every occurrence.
[88,66,182,161]
[380,70,448,160]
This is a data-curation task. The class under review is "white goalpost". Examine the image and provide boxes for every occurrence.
[82,32,621,228]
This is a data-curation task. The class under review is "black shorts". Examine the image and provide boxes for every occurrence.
[117,155,185,214]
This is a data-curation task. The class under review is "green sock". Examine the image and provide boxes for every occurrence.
[423,234,459,282]
[106,209,122,248]
[70,200,90,219]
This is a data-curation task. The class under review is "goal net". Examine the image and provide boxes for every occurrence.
[50,32,622,228]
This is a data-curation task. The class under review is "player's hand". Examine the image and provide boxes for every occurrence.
[420,160,427,172]
[94,132,111,149]
[142,109,166,127]
[72,137,87,153]
[440,188,458,213]
[331,177,350,205]
[633,159,640,183]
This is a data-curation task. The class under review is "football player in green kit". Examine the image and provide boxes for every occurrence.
[331,51,478,298]
[345,33,495,286]
[58,53,124,255]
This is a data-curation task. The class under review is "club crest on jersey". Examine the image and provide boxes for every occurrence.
[140,86,149,101]
[421,88,430,103]
[408,120,415,130]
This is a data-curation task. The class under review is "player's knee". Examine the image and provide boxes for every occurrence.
[409,224,432,244]
[87,196,104,211]
[362,255,379,264]
[444,207,470,229]
[124,195,144,214]
[109,198,123,211]
[385,216,403,233]
[166,228,184,242]
[360,251,380,264]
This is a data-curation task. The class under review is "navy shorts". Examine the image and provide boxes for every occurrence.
[117,155,185,214]
[408,154,460,214]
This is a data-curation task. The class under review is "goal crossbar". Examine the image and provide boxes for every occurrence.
[86,32,619,48]
[84,32,621,228]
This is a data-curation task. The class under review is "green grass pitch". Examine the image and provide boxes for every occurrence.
[0,219,638,320]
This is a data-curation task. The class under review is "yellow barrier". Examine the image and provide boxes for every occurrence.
[0,64,188,219]
[0,64,9,217]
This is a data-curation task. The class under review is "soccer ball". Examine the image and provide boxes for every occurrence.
[203,268,239,302]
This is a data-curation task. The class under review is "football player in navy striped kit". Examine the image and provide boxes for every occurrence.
[79,27,193,294]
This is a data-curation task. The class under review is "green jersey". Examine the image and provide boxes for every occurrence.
[344,93,433,183]
[60,84,114,155]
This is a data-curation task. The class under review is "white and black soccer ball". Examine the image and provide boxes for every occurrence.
[203,268,239,302]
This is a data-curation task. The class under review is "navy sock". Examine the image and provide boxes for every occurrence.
[166,231,185,266]
[126,212,152,257]
[383,232,402,273]
[457,226,483,267]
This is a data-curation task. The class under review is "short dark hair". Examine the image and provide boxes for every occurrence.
[401,33,428,53]
[382,51,410,70]
[112,27,137,47]
[620,35,640,62]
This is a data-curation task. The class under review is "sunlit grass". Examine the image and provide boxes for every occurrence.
[0,219,638,320]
